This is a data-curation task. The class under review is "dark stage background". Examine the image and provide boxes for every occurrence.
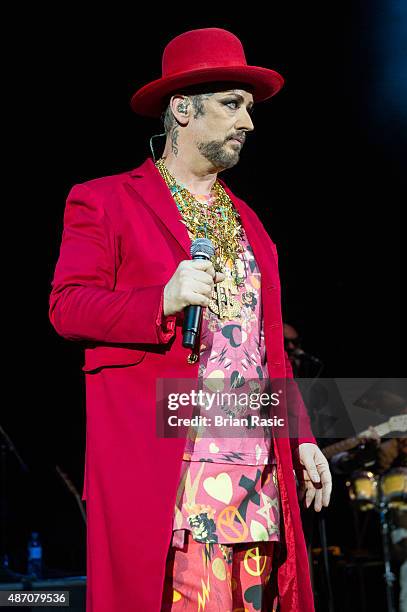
[3,3,406,610]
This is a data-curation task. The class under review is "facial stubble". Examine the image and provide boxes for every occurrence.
[197,138,242,170]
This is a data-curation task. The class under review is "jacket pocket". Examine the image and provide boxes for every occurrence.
[82,346,147,373]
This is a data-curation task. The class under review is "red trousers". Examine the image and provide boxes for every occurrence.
[161,532,279,611]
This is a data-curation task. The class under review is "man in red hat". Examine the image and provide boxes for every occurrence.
[50,28,331,612]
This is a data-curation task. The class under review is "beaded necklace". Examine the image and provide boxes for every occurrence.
[155,157,247,319]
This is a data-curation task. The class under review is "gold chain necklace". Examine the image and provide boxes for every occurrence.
[156,158,246,320]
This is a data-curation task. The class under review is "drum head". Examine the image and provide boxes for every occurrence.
[380,467,407,509]
[347,471,378,511]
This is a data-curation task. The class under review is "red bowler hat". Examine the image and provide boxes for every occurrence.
[130,28,284,117]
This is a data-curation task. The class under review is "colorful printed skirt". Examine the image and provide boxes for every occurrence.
[161,530,279,611]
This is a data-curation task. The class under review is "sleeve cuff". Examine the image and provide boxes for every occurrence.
[290,437,318,453]
[156,286,177,343]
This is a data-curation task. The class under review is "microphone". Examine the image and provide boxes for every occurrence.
[182,238,215,349]
[293,348,322,365]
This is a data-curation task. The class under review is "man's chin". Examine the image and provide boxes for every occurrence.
[218,147,240,169]
[224,154,240,169]
[197,141,240,171]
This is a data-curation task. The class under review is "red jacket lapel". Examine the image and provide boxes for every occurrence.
[125,157,192,258]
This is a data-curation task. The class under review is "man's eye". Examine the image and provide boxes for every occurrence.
[224,100,239,109]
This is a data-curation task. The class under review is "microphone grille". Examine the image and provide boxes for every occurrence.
[191,237,215,259]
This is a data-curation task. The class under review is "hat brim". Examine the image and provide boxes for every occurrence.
[130,65,284,117]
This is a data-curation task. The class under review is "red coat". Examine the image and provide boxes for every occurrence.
[49,157,316,611]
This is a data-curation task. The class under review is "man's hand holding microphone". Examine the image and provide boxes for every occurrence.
[163,238,224,349]
[163,259,225,316]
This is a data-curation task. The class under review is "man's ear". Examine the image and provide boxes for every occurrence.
[170,95,191,126]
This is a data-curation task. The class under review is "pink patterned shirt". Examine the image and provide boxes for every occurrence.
[171,191,280,548]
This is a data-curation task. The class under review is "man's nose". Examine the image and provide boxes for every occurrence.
[235,108,254,132]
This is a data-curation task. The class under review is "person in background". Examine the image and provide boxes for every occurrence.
[330,405,407,611]
[283,323,323,378]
